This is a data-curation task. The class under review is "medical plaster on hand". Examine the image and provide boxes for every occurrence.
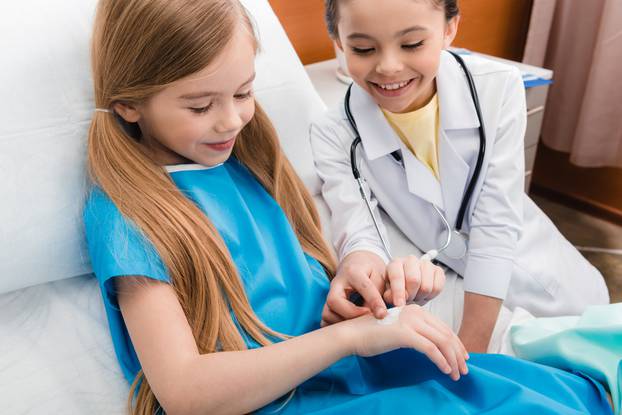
[376,306,405,325]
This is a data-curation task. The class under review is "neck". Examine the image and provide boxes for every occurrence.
[402,79,437,113]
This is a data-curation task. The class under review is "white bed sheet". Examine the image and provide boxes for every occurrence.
[0,275,127,414]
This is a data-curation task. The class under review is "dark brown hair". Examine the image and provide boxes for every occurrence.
[325,0,459,37]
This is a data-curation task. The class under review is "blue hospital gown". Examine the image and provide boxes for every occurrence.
[83,158,612,414]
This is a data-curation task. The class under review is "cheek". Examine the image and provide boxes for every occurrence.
[241,100,256,126]
[414,51,440,77]
[346,57,374,84]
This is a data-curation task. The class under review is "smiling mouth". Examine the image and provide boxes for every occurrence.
[369,78,416,97]
[204,137,236,151]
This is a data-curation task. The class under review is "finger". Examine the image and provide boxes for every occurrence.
[322,304,347,326]
[383,287,393,304]
[369,270,386,293]
[417,322,461,381]
[452,334,468,375]
[408,333,452,377]
[368,271,389,318]
[414,260,435,303]
[424,315,468,376]
[427,266,446,301]
[326,280,371,320]
[403,255,422,303]
[347,270,387,318]
[386,260,407,307]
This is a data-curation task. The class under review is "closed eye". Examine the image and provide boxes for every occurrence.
[189,103,213,114]
[402,40,424,50]
[234,91,253,100]
[351,46,374,55]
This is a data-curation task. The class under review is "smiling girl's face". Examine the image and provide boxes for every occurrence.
[114,26,257,167]
[335,0,458,113]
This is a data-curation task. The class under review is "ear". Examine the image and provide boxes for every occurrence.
[112,101,141,123]
[443,15,460,49]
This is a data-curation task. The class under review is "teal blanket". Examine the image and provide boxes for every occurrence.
[511,303,622,414]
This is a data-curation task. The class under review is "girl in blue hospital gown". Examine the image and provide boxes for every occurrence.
[84,158,613,414]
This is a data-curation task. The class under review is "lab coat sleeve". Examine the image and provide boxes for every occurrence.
[463,67,526,300]
[310,115,391,264]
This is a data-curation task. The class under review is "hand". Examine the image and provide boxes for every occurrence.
[321,251,388,327]
[345,304,469,381]
[383,255,445,307]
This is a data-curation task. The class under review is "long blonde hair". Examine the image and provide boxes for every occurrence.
[88,1,336,413]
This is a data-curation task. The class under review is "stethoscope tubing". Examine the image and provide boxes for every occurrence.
[345,51,486,261]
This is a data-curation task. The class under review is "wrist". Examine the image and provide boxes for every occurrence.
[333,314,371,357]
[340,250,386,274]
[342,247,389,266]
[334,317,358,357]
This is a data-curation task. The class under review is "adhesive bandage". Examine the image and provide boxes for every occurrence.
[376,306,404,325]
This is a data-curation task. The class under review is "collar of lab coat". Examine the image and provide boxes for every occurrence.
[436,50,481,131]
[349,50,475,220]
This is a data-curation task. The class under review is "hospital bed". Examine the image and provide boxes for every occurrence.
[0,0,479,413]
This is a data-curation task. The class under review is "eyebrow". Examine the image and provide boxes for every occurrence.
[179,72,256,100]
[347,25,428,41]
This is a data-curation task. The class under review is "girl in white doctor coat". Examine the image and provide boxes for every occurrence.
[311,0,609,352]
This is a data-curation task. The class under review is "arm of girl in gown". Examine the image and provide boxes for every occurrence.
[117,276,468,415]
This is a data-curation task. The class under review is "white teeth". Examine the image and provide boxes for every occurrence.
[378,80,410,90]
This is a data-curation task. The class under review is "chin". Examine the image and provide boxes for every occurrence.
[378,98,412,113]
[206,151,234,167]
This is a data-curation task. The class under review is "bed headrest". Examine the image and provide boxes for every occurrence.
[0,0,325,294]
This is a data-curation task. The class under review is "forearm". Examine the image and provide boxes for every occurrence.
[458,292,502,353]
[173,321,353,415]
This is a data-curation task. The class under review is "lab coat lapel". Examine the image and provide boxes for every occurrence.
[401,143,444,208]
[350,83,401,160]
[436,50,480,131]
[350,83,444,207]
[436,51,481,227]
[438,129,469,229]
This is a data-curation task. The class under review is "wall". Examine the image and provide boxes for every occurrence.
[268,0,533,64]
[532,146,622,225]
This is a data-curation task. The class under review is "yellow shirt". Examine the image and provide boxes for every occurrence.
[383,94,440,179]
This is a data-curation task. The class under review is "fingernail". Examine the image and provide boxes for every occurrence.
[443,366,451,374]
[374,306,386,316]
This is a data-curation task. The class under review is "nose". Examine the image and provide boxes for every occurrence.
[376,50,404,76]
[214,100,244,134]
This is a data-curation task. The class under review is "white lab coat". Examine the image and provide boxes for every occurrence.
[310,50,609,317]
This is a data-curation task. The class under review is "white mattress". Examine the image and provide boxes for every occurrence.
[0,274,128,414]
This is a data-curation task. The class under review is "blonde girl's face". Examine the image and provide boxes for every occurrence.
[336,0,458,113]
[116,28,257,167]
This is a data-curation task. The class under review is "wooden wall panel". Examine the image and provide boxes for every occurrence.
[268,0,335,64]
[454,0,533,61]
[268,0,533,64]
[532,146,622,225]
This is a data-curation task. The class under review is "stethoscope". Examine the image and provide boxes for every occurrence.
[345,50,487,262]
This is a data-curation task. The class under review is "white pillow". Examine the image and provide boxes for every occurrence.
[0,0,325,294]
